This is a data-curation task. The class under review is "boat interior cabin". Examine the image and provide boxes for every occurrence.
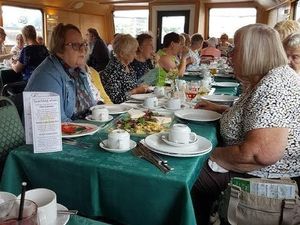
[0,0,298,49]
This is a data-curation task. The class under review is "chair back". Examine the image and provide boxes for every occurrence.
[0,96,25,177]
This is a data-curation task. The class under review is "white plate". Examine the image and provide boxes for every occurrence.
[212,82,239,87]
[161,133,198,147]
[85,115,113,123]
[99,140,137,153]
[144,133,212,157]
[175,109,222,122]
[104,104,132,114]
[61,123,99,138]
[130,93,154,101]
[201,95,238,103]
[55,203,70,225]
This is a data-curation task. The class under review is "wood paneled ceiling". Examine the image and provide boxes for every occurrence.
[1,0,289,11]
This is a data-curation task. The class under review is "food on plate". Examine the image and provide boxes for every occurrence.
[116,110,172,134]
[61,123,89,135]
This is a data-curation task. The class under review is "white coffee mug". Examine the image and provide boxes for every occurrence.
[107,129,130,150]
[18,188,57,225]
[166,97,181,110]
[168,124,197,144]
[144,96,158,108]
[154,87,165,97]
[91,105,109,121]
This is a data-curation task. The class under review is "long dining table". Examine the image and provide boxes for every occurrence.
[0,75,239,225]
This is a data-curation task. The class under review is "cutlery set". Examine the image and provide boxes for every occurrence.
[133,143,173,173]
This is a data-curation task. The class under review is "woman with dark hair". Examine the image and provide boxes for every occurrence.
[12,25,49,81]
[86,28,109,72]
[156,32,188,85]
[25,23,96,122]
[130,33,155,79]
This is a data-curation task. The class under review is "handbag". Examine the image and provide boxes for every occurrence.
[223,177,300,225]
[0,96,25,177]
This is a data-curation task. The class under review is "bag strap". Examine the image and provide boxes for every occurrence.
[281,199,296,225]
[227,184,241,225]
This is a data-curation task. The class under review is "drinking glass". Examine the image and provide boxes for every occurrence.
[185,81,200,103]
[0,199,39,225]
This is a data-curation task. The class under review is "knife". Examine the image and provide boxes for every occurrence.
[132,147,170,173]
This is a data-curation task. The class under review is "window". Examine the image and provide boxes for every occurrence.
[113,10,149,37]
[2,5,43,45]
[208,8,257,38]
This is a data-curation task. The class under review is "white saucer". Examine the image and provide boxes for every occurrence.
[85,115,113,123]
[99,140,137,153]
[161,133,198,147]
[141,104,160,110]
[162,104,185,111]
[55,203,70,225]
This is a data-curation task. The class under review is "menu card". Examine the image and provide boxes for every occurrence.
[23,92,62,153]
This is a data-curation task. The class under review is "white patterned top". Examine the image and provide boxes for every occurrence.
[220,65,300,178]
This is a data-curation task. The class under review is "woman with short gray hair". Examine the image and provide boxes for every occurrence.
[101,34,149,104]
[283,32,300,74]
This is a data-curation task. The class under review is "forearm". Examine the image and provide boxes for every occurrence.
[211,145,264,173]
[177,57,187,77]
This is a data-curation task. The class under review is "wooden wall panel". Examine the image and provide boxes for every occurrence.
[80,14,107,43]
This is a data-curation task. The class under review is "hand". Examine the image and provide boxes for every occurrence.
[194,99,224,113]
[181,46,189,58]
[131,84,149,94]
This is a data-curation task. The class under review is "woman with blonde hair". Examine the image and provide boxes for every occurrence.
[192,23,300,225]
[274,20,300,41]
[12,25,49,81]
[283,32,300,74]
[101,34,149,103]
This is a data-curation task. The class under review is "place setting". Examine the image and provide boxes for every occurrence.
[211,81,240,87]
[0,184,76,225]
[201,94,239,105]
[99,129,137,153]
[143,123,212,157]
[85,105,113,123]
[174,109,222,122]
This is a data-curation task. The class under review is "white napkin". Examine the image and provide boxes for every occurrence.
[208,159,228,173]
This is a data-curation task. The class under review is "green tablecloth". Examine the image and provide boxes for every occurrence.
[0,85,238,225]
[68,215,109,225]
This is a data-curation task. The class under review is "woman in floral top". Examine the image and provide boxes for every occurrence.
[192,23,300,225]
[101,34,149,104]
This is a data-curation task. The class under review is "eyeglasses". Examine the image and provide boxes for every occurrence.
[65,42,88,51]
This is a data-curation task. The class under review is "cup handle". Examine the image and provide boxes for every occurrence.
[190,132,197,142]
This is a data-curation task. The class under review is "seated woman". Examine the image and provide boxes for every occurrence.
[283,32,300,74]
[10,34,24,61]
[25,23,96,122]
[130,33,155,80]
[157,32,188,85]
[201,37,221,58]
[274,20,300,41]
[192,23,300,225]
[12,25,49,81]
[101,34,149,104]
[217,33,233,57]
[186,33,204,70]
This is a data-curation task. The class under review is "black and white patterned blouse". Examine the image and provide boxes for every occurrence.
[220,65,300,178]
[130,58,154,80]
[101,56,138,104]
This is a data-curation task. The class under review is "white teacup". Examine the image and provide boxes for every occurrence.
[154,86,165,97]
[168,124,197,144]
[144,96,158,108]
[18,188,57,225]
[107,129,130,150]
[166,97,181,110]
[91,105,109,121]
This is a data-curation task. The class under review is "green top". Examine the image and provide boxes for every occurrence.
[156,49,177,86]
